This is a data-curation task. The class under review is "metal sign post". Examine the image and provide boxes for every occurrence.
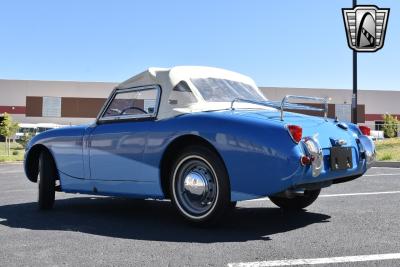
[352,0,358,124]
[342,1,390,124]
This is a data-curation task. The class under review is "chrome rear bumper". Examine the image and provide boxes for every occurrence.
[358,135,376,169]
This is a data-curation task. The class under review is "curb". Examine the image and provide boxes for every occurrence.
[371,161,400,168]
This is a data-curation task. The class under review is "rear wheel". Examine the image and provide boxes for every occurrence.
[170,146,230,225]
[38,151,56,210]
[269,189,321,210]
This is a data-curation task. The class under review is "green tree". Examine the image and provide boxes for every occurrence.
[17,131,33,148]
[0,113,19,156]
[382,114,399,138]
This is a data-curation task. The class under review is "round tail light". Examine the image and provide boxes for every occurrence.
[300,155,312,166]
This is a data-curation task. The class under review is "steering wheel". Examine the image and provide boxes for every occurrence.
[120,106,148,115]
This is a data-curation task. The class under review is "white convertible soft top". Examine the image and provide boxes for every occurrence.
[116,66,268,120]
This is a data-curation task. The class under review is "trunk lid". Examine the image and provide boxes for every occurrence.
[232,110,357,148]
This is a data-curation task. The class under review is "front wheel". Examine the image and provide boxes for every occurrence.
[170,146,230,225]
[269,189,321,211]
[38,151,56,210]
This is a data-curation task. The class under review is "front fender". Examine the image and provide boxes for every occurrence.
[24,125,87,182]
[24,143,52,183]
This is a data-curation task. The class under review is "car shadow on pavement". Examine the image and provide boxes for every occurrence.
[0,197,331,243]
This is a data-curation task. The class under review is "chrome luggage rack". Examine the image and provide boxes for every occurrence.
[230,95,329,121]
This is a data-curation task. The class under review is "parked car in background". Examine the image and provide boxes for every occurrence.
[24,66,376,225]
[358,125,386,142]
[35,123,64,135]
[15,123,37,140]
[369,130,385,141]
[15,123,66,140]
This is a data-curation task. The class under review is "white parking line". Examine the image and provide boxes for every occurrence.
[245,191,400,202]
[319,191,400,197]
[227,253,400,267]
[0,170,24,174]
[2,189,35,193]
[372,167,400,170]
[364,173,400,177]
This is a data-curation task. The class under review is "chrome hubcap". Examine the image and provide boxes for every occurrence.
[174,157,218,217]
[183,171,208,196]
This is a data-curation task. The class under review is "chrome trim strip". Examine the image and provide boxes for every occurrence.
[230,96,328,121]
[230,98,324,112]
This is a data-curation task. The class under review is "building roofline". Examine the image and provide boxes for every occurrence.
[0,78,398,92]
[0,78,118,85]
[260,86,400,93]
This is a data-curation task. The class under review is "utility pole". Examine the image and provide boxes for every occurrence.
[352,0,358,124]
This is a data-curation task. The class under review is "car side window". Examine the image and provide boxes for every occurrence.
[168,81,197,107]
[100,86,160,121]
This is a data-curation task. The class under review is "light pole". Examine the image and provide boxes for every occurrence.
[352,0,358,124]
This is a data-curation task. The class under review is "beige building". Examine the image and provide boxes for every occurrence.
[260,87,400,126]
[0,79,399,127]
[0,79,116,125]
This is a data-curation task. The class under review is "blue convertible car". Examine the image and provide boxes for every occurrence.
[24,66,376,224]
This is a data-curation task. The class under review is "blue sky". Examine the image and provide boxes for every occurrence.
[0,1,398,90]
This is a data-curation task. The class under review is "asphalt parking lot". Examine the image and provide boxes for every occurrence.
[0,164,399,267]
